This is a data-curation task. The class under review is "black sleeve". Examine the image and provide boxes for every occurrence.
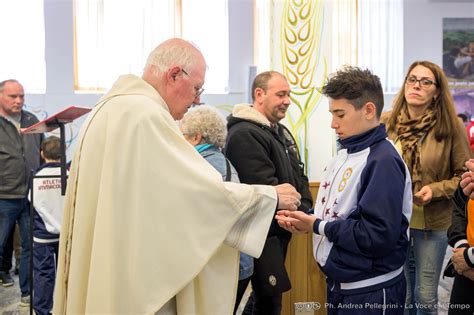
[225,126,279,186]
[297,171,313,213]
[282,125,313,213]
[447,185,469,248]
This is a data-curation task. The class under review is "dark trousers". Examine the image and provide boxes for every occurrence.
[448,273,474,315]
[234,276,251,314]
[0,198,31,295]
[243,291,282,315]
[327,277,406,315]
[2,227,14,272]
[33,241,59,315]
[242,236,290,315]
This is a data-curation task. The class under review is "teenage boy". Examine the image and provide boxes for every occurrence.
[276,66,412,314]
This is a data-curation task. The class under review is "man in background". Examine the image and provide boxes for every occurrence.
[0,79,43,306]
[225,71,313,314]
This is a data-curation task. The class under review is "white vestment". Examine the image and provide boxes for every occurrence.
[53,75,276,315]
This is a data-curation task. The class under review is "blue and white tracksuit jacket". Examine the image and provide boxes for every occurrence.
[30,163,65,243]
[313,124,412,294]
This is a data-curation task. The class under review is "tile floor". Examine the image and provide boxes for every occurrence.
[0,272,30,315]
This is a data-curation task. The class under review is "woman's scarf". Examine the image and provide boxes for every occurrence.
[396,107,437,192]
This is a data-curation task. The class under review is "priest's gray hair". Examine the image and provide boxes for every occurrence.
[180,105,227,149]
[145,39,200,75]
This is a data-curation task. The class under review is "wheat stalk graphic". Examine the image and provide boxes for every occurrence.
[281,0,327,171]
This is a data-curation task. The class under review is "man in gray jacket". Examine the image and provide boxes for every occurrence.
[0,79,43,306]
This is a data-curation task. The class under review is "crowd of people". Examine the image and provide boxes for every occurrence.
[1,38,473,315]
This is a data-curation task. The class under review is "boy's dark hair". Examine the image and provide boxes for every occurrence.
[41,136,61,161]
[321,65,384,118]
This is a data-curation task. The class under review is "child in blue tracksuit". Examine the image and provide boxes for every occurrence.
[276,66,412,314]
[29,136,65,315]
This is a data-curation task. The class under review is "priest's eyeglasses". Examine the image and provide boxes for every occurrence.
[182,69,205,97]
[405,76,437,89]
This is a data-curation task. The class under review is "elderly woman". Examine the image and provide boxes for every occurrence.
[382,61,472,314]
[179,105,252,314]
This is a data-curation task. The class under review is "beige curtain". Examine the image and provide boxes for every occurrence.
[330,0,358,68]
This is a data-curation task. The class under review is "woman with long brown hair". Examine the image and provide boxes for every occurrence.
[382,60,471,314]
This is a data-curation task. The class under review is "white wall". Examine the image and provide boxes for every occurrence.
[403,0,474,75]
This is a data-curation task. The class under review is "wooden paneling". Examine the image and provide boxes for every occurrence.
[282,182,327,315]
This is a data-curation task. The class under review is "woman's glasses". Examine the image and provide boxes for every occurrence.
[405,76,437,89]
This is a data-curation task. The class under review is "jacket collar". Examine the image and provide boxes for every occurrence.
[36,162,62,172]
[339,124,387,153]
[231,103,272,127]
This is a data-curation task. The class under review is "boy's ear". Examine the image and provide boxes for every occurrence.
[364,102,377,120]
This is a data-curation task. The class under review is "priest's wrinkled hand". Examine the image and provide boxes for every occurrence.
[275,210,315,234]
[275,183,301,211]
[462,268,474,281]
[413,185,432,206]
[452,247,470,274]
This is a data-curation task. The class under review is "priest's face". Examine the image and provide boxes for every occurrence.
[170,60,206,120]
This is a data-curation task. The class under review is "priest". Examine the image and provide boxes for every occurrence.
[53,38,301,315]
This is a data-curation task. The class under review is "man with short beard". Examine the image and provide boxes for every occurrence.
[225,71,313,314]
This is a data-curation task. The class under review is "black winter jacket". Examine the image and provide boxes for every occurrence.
[0,110,43,199]
[449,186,469,249]
[448,185,474,270]
[225,104,313,238]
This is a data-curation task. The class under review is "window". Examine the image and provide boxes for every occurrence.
[330,0,358,68]
[182,0,229,93]
[358,0,404,93]
[74,0,229,93]
[329,0,404,93]
[0,0,46,93]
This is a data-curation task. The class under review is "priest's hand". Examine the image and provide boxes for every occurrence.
[275,210,315,234]
[275,183,301,211]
